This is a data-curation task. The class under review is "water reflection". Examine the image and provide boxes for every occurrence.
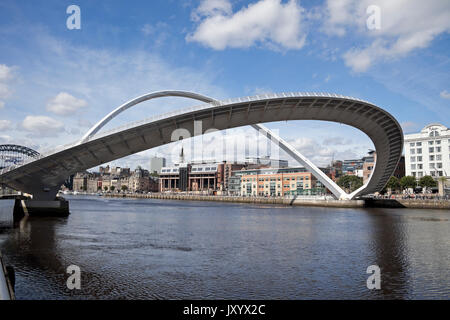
[363,209,410,299]
[0,197,449,299]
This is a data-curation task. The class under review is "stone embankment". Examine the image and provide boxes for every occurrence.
[102,193,450,210]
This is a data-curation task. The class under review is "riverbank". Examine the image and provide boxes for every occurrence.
[101,193,450,210]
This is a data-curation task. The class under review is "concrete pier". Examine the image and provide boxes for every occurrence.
[14,198,70,218]
[0,252,14,300]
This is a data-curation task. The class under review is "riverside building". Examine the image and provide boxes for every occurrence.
[404,123,450,179]
[239,167,326,197]
[159,161,247,194]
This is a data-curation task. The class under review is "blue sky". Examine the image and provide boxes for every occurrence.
[0,0,449,168]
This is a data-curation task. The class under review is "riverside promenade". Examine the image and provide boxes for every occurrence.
[102,193,450,210]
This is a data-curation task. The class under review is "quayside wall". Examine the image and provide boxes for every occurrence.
[101,193,450,210]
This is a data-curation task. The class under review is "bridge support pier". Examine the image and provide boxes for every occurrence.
[13,198,69,218]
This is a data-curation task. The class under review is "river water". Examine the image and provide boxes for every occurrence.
[0,196,449,300]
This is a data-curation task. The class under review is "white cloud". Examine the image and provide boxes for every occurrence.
[322,0,450,72]
[77,118,93,128]
[321,0,355,36]
[401,121,417,133]
[4,29,224,150]
[46,92,87,116]
[252,86,274,95]
[0,120,12,131]
[22,115,64,137]
[141,22,169,36]
[287,137,337,166]
[0,134,12,143]
[141,24,155,36]
[191,0,233,21]
[322,137,352,146]
[187,0,306,50]
[0,64,13,82]
[0,64,14,107]
[440,90,450,99]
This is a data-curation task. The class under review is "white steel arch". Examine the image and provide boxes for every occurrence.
[80,91,219,143]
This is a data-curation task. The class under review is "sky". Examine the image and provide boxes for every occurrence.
[0,0,449,169]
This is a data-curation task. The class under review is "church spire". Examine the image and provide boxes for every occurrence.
[179,147,185,163]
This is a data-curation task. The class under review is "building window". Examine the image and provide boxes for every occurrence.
[436,147,441,153]
[412,172,416,177]
[436,155,442,161]
[410,149,415,154]
[437,163,442,169]
[417,148,422,154]
[429,163,435,169]
[429,155,434,161]
[430,130,439,137]
[428,141,434,145]
[410,143,415,147]
[429,147,434,153]
[418,164,423,169]
[436,140,441,145]
[417,172,423,178]
[416,142,422,146]
[410,156,416,162]
[411,164,416,170]
[417,156,422,162]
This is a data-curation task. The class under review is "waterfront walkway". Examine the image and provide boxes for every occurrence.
[100,193,450,210]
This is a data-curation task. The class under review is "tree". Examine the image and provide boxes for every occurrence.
[121,185,128,192]
[419,175,437,189]
[337,175,363,192]
[400,176,416,190]
[103,186,108,192]
[150,171,159,178]
[438,176,448,184]
[386,176,400,192]
[110,185,115,192]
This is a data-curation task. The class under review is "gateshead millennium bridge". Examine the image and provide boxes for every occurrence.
[0,91,403,206]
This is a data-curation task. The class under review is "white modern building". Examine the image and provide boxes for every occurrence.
[149,156,166,174]
[404,123,450,179]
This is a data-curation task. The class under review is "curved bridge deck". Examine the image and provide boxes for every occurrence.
[0,92,403,200]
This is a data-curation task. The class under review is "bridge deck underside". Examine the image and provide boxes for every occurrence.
[0,96,403,199]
